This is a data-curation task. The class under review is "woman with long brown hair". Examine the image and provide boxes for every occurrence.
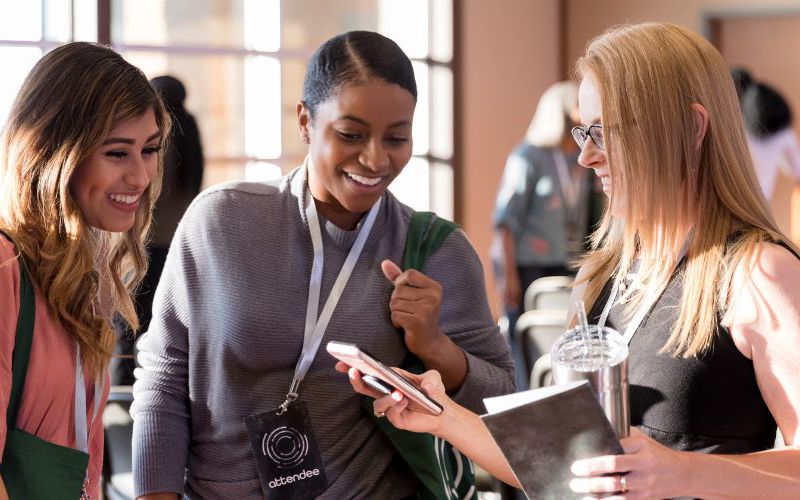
[343,22,800,498]
[0,42,168,498]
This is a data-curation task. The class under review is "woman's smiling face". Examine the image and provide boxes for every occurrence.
[299,81,416,229]
[70,108,161,232]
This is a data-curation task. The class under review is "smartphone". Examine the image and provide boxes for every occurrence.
[362,375,393,396]
[326,341,443,416]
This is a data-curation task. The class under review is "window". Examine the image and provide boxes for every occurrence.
[0,0,97,125]
[0,0,455,218]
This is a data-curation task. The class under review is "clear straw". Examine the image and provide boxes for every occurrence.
[575,300,591,356]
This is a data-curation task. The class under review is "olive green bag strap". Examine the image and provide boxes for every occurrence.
[365,212,476,500]
[402,212,459,273]
[6,246,35,431]
[1,234,89,499]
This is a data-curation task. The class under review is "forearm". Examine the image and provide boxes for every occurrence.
[415,228,515,399]
[132,410,190,497]
[499,226,517,274]
[137,494,180,500]
[436,402,519,487]
[415,334,468,392]
[0,476,8,500]
[683,447,800,499]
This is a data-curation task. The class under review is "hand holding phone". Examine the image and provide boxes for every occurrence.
[326,341,443,416]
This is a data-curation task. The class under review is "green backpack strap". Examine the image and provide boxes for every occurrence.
[1,233,36,431]
[2,237,90,499]
[403,212,459,272]
[364,212,474,500]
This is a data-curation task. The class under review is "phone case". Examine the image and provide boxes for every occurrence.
[362,375,393,395]
[326,341,443,415]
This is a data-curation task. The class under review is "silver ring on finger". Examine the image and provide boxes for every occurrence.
[619,475,628,494]
[375,410,386,418]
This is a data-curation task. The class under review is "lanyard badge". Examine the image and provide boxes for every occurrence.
[244,401,328,499]
[245,179,381,499]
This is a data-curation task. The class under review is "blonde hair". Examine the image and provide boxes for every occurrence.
[576,22,798,357]
[525,81,578,148]
[0,42,170,376]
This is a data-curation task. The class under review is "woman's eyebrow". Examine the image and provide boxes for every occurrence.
[102,131,161,146]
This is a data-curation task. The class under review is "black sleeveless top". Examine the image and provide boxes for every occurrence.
[588,264,777,454]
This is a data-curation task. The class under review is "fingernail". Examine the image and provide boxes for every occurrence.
[391,391,403,401]
[348,368,356,380]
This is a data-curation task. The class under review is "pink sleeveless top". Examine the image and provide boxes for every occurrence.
[0,236,109,496]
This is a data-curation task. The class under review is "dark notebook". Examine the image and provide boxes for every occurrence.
[481,380,624,500]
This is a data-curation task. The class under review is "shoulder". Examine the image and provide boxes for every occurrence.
[732,241,800,291]
[193,178,284,206]
[730,242,800,312]
[727,241,800,355]
[507,144,549,168]
[386,193,472,262]
[424,220,482,277]
[512,142,546,159]
[384,190,414,226]
[182,175,290,224]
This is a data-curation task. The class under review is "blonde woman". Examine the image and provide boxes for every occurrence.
[0,42,168,498]
[342,22,800,498]
[491,81,592,387]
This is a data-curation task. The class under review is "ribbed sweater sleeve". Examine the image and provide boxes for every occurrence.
[424,228,516,411]
[130,193,201,497]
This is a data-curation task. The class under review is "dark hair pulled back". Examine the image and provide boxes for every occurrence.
[301,31,417,118]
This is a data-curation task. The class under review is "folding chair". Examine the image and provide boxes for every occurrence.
[514,309,568,383]
[530,353,554,389]
[523,275,574,312]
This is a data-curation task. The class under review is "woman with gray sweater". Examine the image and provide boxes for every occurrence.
[131,31,515,499]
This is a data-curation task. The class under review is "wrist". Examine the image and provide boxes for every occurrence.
[675,450,699,497]
[410,329,450,361]
[433,397,464,440]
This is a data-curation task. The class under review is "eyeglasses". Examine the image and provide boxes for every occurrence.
[571,124,605,151]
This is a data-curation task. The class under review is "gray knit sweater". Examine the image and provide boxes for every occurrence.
[131,167,515,499]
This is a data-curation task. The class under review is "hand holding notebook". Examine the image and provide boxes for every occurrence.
[482,380,624,500]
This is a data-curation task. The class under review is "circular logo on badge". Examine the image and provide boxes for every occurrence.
[262,426,309,469]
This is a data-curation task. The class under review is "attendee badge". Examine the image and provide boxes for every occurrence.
[244,401,328,499]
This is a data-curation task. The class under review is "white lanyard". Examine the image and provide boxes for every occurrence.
[74,343,103,453]
[278,187,381,413]
[597,236,692,345]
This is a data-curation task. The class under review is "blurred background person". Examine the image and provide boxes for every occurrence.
[734,70,800,202]
[730,67,753,101]
[110,75,204,386]
[490,81,593,389]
